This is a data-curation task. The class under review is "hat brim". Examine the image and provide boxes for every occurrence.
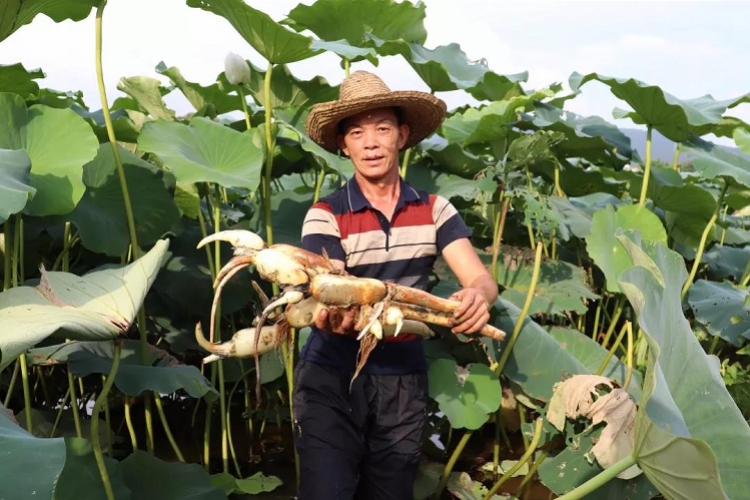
[305,90,447,153]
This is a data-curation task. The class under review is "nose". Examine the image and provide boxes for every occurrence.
[363,128,378,149]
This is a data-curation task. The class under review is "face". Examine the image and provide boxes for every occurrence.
[336,107,410,183]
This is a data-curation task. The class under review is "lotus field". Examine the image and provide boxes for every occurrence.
[2,0,750,499]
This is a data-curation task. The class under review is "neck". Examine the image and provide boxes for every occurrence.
[354,168,401,203]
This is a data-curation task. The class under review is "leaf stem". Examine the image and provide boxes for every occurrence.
[555,454,638,500]
[672,143,681,170]
[2,220,10,291]
[263,61,276,248]
[124,396,138,451]
[596,321,629,375]
[95,0,156,452]
[3,361,18,407]
[399,148,412,179]
[638,125,653,208]
[91,340,122,500]
[62,222,83,439]
[491,196,510,283]
[482,418,543,500]
[212,188,229,473]
[344,58,350,77]
[153,394,185,462]
[433,430,473,499]
[238,86,252,132]
[313,170,326,203]
[494,242,543,376]
[601,296,626,347]
[681,212,717,300]
[19,354,32,433]
[624,321,634,391]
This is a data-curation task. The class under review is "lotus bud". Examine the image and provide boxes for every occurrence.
[224,52,251,85]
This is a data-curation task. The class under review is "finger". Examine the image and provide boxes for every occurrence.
[454,291,473,318]
[453,309,489,334]
[314,309,329,330]
[341,308,357,330]
[456,297,483,322]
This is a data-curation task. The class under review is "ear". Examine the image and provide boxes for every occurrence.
[398,124,410,149]
[336,134,350,157]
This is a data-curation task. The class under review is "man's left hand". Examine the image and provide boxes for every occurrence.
[448,287,490,334]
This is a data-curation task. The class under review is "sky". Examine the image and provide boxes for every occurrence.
[2,0,749,147]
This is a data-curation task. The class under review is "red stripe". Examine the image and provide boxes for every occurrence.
[335,211,381,238]
[392,203,433,228]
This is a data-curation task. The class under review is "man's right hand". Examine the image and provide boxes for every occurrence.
[315,306,358,335]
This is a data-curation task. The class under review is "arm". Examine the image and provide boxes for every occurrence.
[441,237,499,334]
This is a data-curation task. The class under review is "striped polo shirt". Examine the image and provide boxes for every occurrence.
[299,176,471,375]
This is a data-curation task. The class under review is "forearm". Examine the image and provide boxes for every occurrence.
[467,273,499,306]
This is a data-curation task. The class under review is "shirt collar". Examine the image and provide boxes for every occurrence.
[345,176,427,213]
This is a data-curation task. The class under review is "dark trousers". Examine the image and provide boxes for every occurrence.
[292,359,429,500]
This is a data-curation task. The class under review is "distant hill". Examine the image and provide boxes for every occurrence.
[620,128,744,165]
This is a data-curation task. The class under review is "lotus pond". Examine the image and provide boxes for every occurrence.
[1,0,750,499]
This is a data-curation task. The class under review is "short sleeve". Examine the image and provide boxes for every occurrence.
[301,201,346,261]
[431,195,472,252]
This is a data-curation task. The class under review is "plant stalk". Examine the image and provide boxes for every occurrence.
[212,189,229,473]
[433,430,473,499]
[596,321,629,375]
[601,296,626,347]
[555,454,638,500]
[638,125,653,208]
[482,418,543,500]
[263,61,276,248]
[95,0,156,452]
[2,220,10,292]
[63,222,83,439]
[624,321,634,391]
[672,143,681,170]
[19,354,32,433]
[238,86,252,132]
[681,212,717,300]
[91,341,122,500]
[400,148,412,179]
[153,394,185,462]
[493,242,543,376]
[491,196,510,283]
[313,170,326,204]
[124,396,138,451]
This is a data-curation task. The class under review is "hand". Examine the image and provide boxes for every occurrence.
[315,306,358,335]
[448,288,490,334]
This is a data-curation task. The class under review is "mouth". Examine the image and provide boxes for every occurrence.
[363,155,384,163]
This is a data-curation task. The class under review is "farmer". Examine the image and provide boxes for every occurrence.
[294,70,498,499]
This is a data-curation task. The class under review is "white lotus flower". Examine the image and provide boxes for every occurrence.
[224,52,251,85]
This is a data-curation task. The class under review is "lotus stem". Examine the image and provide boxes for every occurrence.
[494,242,543,376]
[203,399,215,470]
[400,147,412,178]
[344,58,350,77]
[709,333,721,355]
[102,374,113,457]
[211,188,229,473]
[95,0,156,452]
[624,322,634,391]
[597,321,629,376]
[553,159,565,197]
[263,61,276,248]
[491,196,510,283]
[197,203,216,277]
[681,212,718,300]
[433,430,473,499]
[601,296,626,347]
[18,214,24,283]
[492,408,501,481]
[591,300,603,341]
[638,125,653,208]
[2,220,10,291]
[482,418,543,500]
[3,361,18,407]
[238,86,252,133]
[12,213,20,287]
[91,340,122,500]
[153,394,185,462]
[19,354,32,433]
[63,222,83,439]
[515,450,548,499]
[672,143,680,170]
[555,454,638,500]
[50,387,71,438]
[720,205,729,246]
[124,396,137,451]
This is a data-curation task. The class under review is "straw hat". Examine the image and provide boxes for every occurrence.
[306,70,447,153]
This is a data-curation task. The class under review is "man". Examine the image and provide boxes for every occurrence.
[293,70,498,500]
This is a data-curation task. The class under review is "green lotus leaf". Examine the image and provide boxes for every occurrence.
[53,437,130,500]
[405,159,479,202]
[690,116,750,139]
[29,339,218,401]
[419,135,487,178]
[548,195,621,240]
[222,61,339,110]
[682,136,750,190]
[701,245,750,281]
[687,280,750,347]
[0,62,45,98]
[617,232,750,499]
[155,61,241,116]
[252,188,317,245]
[538,426,658,499]
[116,76,175,121]
[496,258,599,316]
[519,102,640,167]
[0,148,35,223]
[0,92,98,216]
[70,104,141,143]
[173,181,201,219]
[545,326,642,401]
[0,239,169,370]
[364,36,526,100]
[120,450,226,500]
[67,143,180,257]
[0,0,98,43]
[735,127,750,155]
[310,39,378,64]
[186,0,320,64]
[210,471,283,495]
[585,204,667,293]
[446,471,507,500]
[570,72,747,142]
[442,91,553,147]
[138,116,263,190]
[285,0,427,47]
[516,188,560,237]
[277,121,352,179]
[428,358,501,430]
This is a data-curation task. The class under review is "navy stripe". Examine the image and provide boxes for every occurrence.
[437,213,472,252]
[302,234,346,261]
[346,241,435,257]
